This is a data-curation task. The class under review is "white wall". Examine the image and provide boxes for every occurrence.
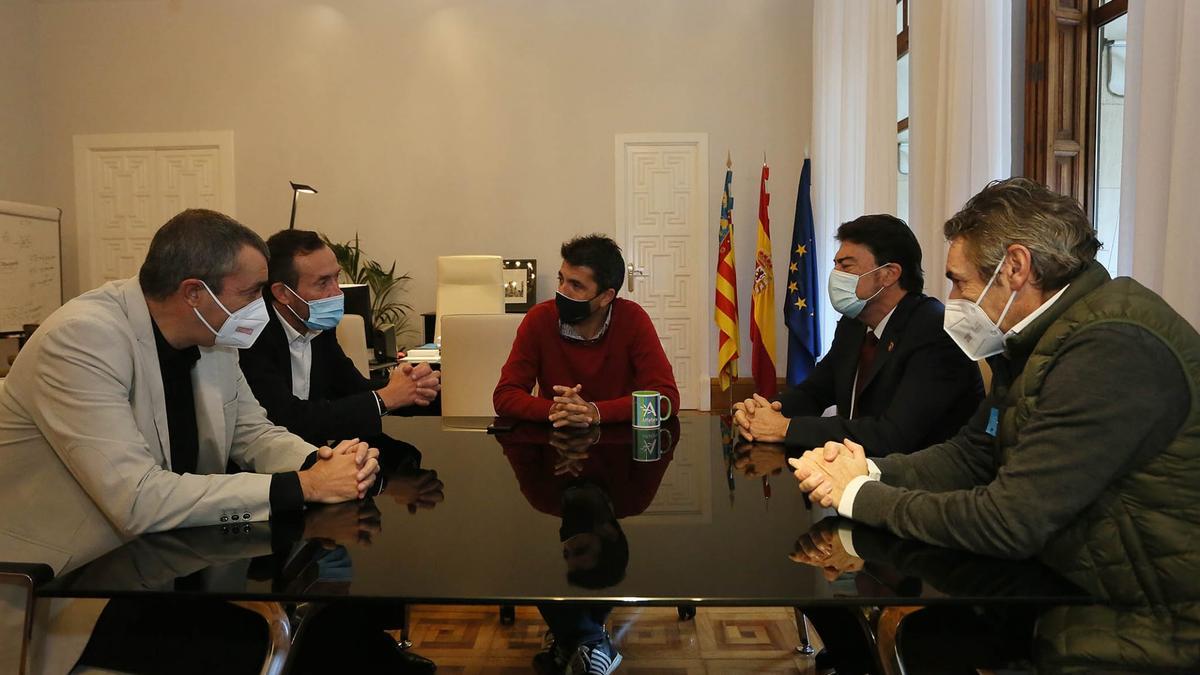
[0,0,42,205]
[34,0,812,374]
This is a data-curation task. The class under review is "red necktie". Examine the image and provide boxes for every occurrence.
[855,333,880,399]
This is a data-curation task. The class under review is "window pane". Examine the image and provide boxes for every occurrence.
[1094,13,1127,276]
[897,53,909,122]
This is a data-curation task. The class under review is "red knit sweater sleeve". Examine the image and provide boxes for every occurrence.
[593,302,681,422]
[493,307,555,421]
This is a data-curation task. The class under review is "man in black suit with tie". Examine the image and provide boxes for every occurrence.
[734,214,983,456]
[239,229,441,453]
[734,214,984,675]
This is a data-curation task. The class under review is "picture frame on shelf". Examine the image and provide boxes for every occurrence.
[503,259,537,313]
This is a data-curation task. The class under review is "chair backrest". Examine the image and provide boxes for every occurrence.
[439,313,524,417]
[978,360,993,395]
[0,562,53,675]
[335,313,371,378]
[434,255,504,344]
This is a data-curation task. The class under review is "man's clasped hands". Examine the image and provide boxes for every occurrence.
[733,393,871,509]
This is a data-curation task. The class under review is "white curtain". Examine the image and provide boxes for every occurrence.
[908,0,1012,298]
[811,0,896,354]
[1117,0,1200,329]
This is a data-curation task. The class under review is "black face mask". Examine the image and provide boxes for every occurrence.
[556,291,599,325]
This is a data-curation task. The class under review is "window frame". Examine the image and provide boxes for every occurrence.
[1023,0,1128,219]
[897,0,910,184]
[1084,0,1128,219]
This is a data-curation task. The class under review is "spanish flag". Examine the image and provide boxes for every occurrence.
[750,162,777,398]
[714,154,739,392]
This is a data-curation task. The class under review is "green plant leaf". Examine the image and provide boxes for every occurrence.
[319,231,414,332]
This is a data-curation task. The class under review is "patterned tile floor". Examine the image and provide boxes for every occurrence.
[398,605,823,673]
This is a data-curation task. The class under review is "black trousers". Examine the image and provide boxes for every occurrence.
[803,607,879,675]
[78,598,268,675]
[78,598,417,675]
[897,605,1038,674]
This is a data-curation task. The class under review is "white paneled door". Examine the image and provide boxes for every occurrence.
[74,132,235,291]
[615,133,710,411]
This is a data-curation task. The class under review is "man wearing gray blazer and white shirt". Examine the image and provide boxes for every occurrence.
[0,209,380,674]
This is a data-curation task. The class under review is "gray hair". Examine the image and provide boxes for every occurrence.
[138,209,269,300]
[943,178,1101,291]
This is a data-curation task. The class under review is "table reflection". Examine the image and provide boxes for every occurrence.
[19,416,1197,672]
[495,418,680,589]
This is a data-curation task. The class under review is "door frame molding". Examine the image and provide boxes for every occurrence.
[614,132,711,411]
[73,130,236,291]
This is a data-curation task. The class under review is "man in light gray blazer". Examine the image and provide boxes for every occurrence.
[0,209,380,674]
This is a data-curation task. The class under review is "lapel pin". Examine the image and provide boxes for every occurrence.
[887,341,895,352]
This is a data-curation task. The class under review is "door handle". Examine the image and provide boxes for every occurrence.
[627,263,647,292]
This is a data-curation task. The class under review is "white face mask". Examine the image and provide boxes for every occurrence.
[828,264,887,319]
[193,281,269,349]
[943,257,1017,361]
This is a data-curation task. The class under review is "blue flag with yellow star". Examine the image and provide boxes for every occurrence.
[785,158,820,387]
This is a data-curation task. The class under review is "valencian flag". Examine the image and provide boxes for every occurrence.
[749,161,777,398]
[714,154,740,393]
[785,158,821,386]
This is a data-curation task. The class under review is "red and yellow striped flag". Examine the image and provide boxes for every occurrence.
[750,162,777,398]
[714,155,739,392]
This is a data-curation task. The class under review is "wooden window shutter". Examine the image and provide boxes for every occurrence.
[1024,0,1090,210]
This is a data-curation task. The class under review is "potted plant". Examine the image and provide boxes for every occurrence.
[320,233,417,343]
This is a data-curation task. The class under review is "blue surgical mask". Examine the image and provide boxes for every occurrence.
[285,285,345,331]
[827,264,887,318]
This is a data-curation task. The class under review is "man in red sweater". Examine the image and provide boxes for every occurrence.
[493,234,680,426]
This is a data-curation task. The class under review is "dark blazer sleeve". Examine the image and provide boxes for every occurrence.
[775,318,853,418]
[314,330,376,397]
[783,296,984,455]
[239,316,382,446]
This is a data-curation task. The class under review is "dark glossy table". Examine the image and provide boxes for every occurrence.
[40,415,1089,612]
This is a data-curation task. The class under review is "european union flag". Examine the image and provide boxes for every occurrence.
[785,159,820,387]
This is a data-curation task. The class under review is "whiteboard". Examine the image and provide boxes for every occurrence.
[0,200,63,333]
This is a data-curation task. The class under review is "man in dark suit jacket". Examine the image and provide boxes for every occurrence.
[734,214,984,674]
[734,214,983,456]
[237,229,441,673]
[239,230,441,452]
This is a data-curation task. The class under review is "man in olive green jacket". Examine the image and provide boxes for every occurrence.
[791,178,1199,671]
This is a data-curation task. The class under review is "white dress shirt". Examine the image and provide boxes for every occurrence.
[274,306,321,401]
[837,285,1070,519]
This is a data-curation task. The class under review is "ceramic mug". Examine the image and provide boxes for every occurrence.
[632,390,673,429]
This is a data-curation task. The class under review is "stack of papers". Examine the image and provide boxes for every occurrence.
[402,343,441,363]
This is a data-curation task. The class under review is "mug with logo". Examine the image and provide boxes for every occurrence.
[632,390,672,429]
[633,427,673,462]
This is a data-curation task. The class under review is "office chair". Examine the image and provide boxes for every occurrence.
[0,563,52,675]
[335,313,372,378]
[434,256,504,346]
[439,313,524,417]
